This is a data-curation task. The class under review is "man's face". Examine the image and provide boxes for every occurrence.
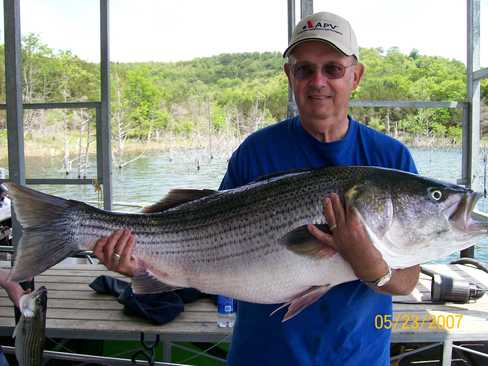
[284,41,363,126]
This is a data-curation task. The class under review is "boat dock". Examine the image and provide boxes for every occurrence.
[0,261,486,365]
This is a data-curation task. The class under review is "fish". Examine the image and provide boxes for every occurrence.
[13,286,47,366]
[4,166,488,321]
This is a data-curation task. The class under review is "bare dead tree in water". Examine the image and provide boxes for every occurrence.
[207,98,213,159]
[62,109,71,175]
[113,72,127,168]
[75,109,94,178]
[250,99,266,132]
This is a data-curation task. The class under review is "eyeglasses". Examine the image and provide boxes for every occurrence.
[290,61,356,80]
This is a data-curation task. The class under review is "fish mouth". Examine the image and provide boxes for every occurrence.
[448,191,488,233]
[33,286,48,308]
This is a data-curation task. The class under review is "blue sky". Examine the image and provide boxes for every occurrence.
[1,0,487,66]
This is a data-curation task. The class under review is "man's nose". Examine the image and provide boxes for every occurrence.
[309,67,329,86]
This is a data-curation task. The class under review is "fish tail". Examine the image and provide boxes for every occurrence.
[5,183,81,282]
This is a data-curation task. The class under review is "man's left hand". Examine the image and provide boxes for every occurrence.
[307,193,419,295]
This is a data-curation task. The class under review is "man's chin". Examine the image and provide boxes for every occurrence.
[303,110,335,121]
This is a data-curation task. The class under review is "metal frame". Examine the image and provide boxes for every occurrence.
[464,0,481,191]
[1,0,112,208]
[462,0,486,258]
[286,0,313,118]
[286,0,297,117]
[3,0,24,249]
[0,101,101,186]
[301,0,313,18]
[99,0,112,210]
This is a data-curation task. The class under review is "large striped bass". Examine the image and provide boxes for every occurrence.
[13,287,47,366]
[5,166,488,321]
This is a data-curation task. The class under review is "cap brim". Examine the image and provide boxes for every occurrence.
[283,38,354,58]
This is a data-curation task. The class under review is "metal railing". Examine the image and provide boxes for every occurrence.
[0,101,104,186]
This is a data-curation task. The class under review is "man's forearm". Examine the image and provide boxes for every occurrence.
[373,265,420,295]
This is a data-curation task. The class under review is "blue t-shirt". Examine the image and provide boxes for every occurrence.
[219,116,417,366]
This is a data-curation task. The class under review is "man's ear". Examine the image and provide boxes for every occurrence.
[284,63,293,87]
[284,62,290,76]
[352,63,365,90]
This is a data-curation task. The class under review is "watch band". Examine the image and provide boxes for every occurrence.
[365,265,392,287]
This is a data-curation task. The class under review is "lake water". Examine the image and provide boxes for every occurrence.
[3,146,488,264]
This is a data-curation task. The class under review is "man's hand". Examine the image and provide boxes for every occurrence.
[308,193,419,295]
[92,229,138,277]
[4,281,25,308]
[0,269,25,307]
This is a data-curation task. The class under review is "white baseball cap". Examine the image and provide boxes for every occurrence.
[283,11,359,59]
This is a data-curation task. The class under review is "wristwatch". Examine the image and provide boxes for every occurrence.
[365,265,392,287]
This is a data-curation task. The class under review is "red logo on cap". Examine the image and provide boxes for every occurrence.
[307,20,314,29]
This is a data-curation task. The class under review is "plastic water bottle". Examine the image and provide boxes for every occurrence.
[217,295,235,328]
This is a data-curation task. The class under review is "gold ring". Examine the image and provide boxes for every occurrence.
[329,224,337,231]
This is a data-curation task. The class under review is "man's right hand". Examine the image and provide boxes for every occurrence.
[92,229,138,277]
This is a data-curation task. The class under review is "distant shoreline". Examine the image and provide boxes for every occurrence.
[2,131,488,164]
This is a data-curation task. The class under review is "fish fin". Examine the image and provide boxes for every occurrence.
[269,302,290,317]
[5,183,81,282]
[271,285,332,322]
[132,268,180,294]
[12,319,21,339]
[281,224,336,258]
[142,189,218,213]
[252,169,310,183]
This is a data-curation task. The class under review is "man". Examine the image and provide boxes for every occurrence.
[217,11,419,365]
[94,11,419,365]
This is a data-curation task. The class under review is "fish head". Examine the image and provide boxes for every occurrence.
[18,286,47,319]
[345,170,488,267]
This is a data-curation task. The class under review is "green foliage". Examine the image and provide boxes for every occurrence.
[447,125,462,140]
[211,103,226,131]
[399,116,424,135]
[482,79,488,103]
[353,47,469,136]
[21,34,98,103]
[170,119,195,135]
[366,117,385,132]
[430,122,447,137]
[123,66,169,137]
[0,35,482,141]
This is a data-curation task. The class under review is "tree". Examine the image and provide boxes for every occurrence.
[124,66,168,139]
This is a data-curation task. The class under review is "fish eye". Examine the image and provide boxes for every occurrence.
[428,189,443,201]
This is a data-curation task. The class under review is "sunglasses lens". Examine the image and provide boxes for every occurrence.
[292,62,351,80]
[293,64,315,80]
[323,63,345,79]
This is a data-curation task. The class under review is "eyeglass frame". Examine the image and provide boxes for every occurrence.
[288,60,358,81]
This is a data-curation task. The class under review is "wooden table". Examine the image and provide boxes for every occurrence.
[0,261,230,364]
[0,261,487,365]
